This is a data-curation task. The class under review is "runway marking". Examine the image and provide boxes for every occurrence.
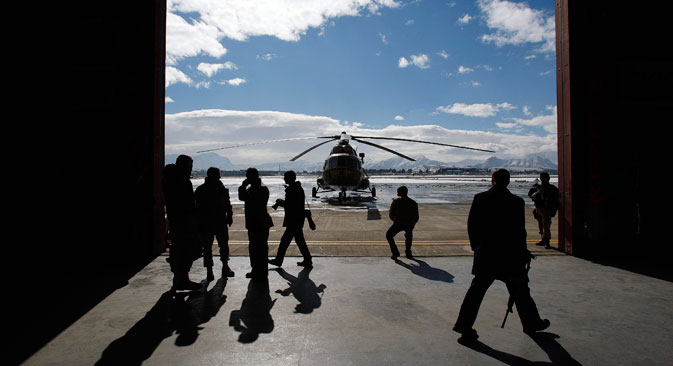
[225,240,559,246]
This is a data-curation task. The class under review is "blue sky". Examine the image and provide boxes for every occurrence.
[165,0,558,164]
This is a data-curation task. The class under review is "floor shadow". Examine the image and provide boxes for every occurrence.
[529,332,583,366]
[457,332,582,366]
[94,278,227,366]
[10,257,156,366]
[366,202,381,220]
[395,258,455,283]
[458,338,550,365]
[274,267,326,314]
[229,278,275,343]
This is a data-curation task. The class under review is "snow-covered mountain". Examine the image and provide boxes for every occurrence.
[366,156,447,171]
[166,153,323,172]
[365,154,557,172]
[166,153,557,172]
[166,153,238,170]
[469,156,558,171]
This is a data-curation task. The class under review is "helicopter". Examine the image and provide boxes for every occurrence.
[196,131,495,201]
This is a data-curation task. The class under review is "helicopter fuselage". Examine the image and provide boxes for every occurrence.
[316,140,370,193]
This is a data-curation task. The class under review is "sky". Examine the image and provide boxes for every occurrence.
[165,0,558,165]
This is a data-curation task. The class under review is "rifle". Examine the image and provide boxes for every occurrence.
[305,199,316,230]
[501,251,535,328]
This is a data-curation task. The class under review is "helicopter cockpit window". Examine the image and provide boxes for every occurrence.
[326,155,360,169]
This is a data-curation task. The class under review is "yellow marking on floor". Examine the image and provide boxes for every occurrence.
[225,240,558,246]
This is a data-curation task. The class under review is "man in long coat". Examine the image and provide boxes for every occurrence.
[453,169,549,341]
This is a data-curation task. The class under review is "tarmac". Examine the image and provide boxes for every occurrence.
[19,204,673,366]
[226,203,563,257]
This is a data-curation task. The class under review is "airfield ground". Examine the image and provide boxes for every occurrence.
[217,203,561,258]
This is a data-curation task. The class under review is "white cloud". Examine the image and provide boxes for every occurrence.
[437,50,450,59]
[166,66,193,87]
[166,0,402,66]
[225,78,247,86]
[165,109,556,163]
[195,81,212,89]
[523,106,532,116]
[166,96,175,103]
[166,12,228,65]
[436,102,515,117]
[471,81,481,86]
[478,0,556,53]
[394,115,405,121]
[404,19,414,26]
[398,53,430,69]
[497,102,516,110]
[457,14,473,24]
[458,65,474,74]
[257,53,277,61]
[496,122,517,129]
[197,62,237,77]
[379,32,389,45]
[511,105,557,133]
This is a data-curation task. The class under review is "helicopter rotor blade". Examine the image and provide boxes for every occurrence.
[351,135,495,153]
[352,138,416,161]
[195,136,332,154]
[289,138,338,161]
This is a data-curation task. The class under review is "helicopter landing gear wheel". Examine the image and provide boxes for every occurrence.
[371,186,376,198]
[312,187,317,198]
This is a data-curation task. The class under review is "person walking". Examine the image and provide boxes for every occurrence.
[453,169,549,341]
[528,172,559,249]
[195,167,235,281]
[386,186,419,259]
[238,168,273,281]
[269,170,313,268]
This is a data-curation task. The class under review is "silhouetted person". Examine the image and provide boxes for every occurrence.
[528,172,559,249]
[238,168,273,280]
[454,169,549,341]
[386,186,419,259]
[162,155,201,291]
[196,167,235,281]
[268,170,313,268]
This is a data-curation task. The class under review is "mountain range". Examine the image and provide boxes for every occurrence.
[166,153,557,172]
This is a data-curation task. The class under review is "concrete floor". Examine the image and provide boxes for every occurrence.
[22,255,673,366]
